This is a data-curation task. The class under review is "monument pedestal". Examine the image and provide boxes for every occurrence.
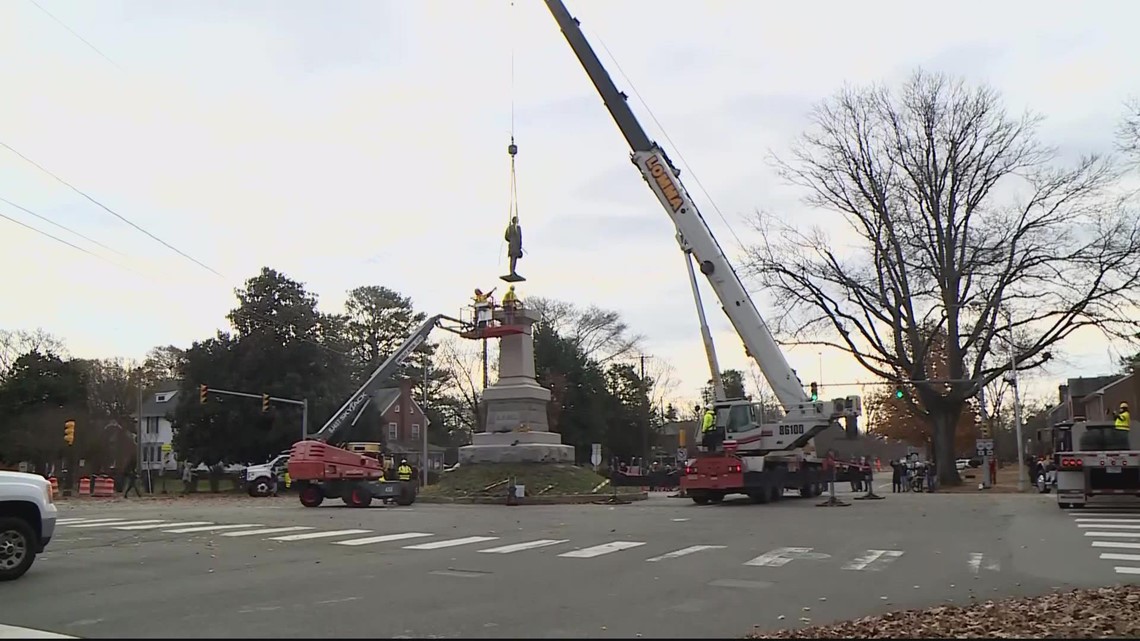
[459,306,575,465]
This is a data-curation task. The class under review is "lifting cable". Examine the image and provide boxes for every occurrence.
[498,0,520,266]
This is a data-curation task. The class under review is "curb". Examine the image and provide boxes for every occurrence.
[417,492,648,505]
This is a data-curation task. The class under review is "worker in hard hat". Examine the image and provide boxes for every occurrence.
[502,284,519,311]
[700,405,721,451]
[397,459,413,482]
[1115,402,1131,432]
[473,287,495,328]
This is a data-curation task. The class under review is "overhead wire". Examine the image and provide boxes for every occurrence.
[26,0,122,71]
[0,195,126,257]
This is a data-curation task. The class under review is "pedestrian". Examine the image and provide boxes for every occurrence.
[891,460,902,493]
[181,461,194,494]
[123,465,142,498]
[397,459,413,482]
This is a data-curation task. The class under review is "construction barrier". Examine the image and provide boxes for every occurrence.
[78,476,91,495]
[93,475,115,497]
[48,476,59,496]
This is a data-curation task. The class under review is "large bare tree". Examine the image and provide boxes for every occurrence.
[1120,97,1140,167]
[527,297,643,364]
[745,70,1140,484]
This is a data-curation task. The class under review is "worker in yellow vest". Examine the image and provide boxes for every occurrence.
[1115,402,1131,432]
[397,459,413,482]
[700,406,721,451]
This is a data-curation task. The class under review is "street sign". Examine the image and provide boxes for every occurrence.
[590,443,602,468]
[676,448,686,464]
[161,443,173,453]
[975,439,994,458]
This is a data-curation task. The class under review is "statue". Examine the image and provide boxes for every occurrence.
[502,215,525,282]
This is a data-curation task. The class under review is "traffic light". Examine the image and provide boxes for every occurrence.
[64,419,75,446]
[199,384,208,404]
[809,382,818,402]
[894,387,905,400]
[262,394,270,413]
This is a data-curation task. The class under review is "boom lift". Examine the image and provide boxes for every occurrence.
[543,0,861,504]
[288,314,473,508]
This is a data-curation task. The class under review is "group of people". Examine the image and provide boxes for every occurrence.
[472,285,520,328]
[890,458,936,493]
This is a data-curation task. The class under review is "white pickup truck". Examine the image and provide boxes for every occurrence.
[0,471,58,581]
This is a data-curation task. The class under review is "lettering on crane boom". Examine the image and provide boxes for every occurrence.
[645,154,684,212]
[779,424,805,436]
[323,333,428,436]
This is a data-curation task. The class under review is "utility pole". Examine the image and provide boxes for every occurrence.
[1006,309,1026,492]
[422,357,430,487]
[637,354,653,461]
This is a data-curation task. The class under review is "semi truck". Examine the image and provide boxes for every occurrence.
[543,0,861,505]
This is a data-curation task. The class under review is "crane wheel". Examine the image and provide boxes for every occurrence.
[395,484,416,506]
[748,491,769,504]
[689,492,710,505]
[299,485,324,508]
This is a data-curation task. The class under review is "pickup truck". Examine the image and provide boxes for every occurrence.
[0,471,58,581]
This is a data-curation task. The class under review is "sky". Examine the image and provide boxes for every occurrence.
[3,0,1140,413]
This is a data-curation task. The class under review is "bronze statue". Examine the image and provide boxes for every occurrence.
[504,215,523,278]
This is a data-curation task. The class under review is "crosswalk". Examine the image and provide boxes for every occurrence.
[1067,508,1140,577]
[53,516,1001,574]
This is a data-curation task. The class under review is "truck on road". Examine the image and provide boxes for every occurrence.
[0,471,57,581]
[1051,420,1140,508]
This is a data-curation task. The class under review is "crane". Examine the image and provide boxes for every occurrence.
[543,0,861,504]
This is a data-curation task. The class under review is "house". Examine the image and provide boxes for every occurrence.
[138,380,181,473]
[372,380,446,471]
[1046,375,1119,426]
[1077,372,1140,422]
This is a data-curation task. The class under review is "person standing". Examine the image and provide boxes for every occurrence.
[891,460,903,493]
[123,465,142,498]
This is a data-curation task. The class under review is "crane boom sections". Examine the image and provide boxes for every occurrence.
[543,0,809,411]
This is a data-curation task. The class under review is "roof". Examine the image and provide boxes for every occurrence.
[1067,376,1120,400]
[387,442,447,453]
[659,420,697,436]
[140,388,180,418]
[372,388,401,415]
[1082,373,1133,401]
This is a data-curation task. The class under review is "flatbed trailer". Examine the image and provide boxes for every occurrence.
[1050,420,1140,509]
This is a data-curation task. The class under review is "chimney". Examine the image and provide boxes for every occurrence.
[1058,384,1068,405]
[398,380,414,443]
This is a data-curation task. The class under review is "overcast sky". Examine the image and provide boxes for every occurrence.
[3,0,1139,410]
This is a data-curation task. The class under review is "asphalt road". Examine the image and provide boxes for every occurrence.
[3,489,1134,639]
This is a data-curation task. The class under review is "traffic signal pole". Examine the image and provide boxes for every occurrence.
[200,386,309,440]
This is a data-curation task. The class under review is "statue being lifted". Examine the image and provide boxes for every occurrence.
[500,137,526,283]
[503,215,524,282]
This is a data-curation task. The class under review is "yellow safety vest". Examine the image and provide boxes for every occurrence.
[397,465,413,480]
[701,411,715,433]
[1115,411,1131,431]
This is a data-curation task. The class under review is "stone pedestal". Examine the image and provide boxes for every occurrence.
[459,306,575,464]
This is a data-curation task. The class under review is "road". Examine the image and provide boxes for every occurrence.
[2,490,1134,638]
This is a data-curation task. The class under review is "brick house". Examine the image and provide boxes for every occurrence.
[1046,375,1120,426]
[373,380,445,471]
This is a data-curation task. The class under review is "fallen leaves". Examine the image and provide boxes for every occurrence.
[751,586,1140,639]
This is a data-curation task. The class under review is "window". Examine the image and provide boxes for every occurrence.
[411,424,420,439]
[155,393,168,403]
[388,422,398,441]
[146,417,159,434]
[394,404,400,413]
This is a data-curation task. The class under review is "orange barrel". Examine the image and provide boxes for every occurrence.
[48,476,59,496]
[78,476,91,495]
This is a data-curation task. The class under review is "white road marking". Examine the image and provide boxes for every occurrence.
[115,522,211,530]
[1075,518,1140,523]
[646,545,725,562]
[403,536,499,550]
[1078,523,1140,529]
[1084,531,1140,538]
[316,597,362,605]
[222,526,315,537]
[842,549,904,571]
[67,520,163,528]
[671,518,690,522]
[1099,552,1140,562]
[164,524,263,534]
[745,547,831,567]
[968,552,1000,573]
[57,518,120,525]
[268,529,371,541]
[1092,540,1140,549]
[1075,512,1140,517]
[557,541,646,558]
[1114,566,1140,575]
[334,532,434,546]
[478,539,569,554]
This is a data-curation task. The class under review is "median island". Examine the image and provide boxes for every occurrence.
[419,463,645,504]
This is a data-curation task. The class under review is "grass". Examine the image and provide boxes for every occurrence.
[422,463,635,498]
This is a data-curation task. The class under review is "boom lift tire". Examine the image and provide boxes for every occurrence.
[395,483,416,506]
[689,491,710,505]
[350,485,373,508]
[299,484,324,508]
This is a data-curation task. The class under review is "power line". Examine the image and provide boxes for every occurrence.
[0,141,225,278]
[0,195,125,257]
[0,209,106,262]
[26,0,122,70]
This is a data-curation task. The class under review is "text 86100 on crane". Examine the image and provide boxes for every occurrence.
[543,0,862,505]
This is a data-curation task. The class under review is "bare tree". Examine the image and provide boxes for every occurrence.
[745,70,1140,485]
[0,328,66,377]
[1120,97,1140,167]
[528,297,643,363]
[435,336,497,434]
[645,358,679,414]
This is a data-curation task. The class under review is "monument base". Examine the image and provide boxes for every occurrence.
[500,272,526,283]
[459,431,575,464]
